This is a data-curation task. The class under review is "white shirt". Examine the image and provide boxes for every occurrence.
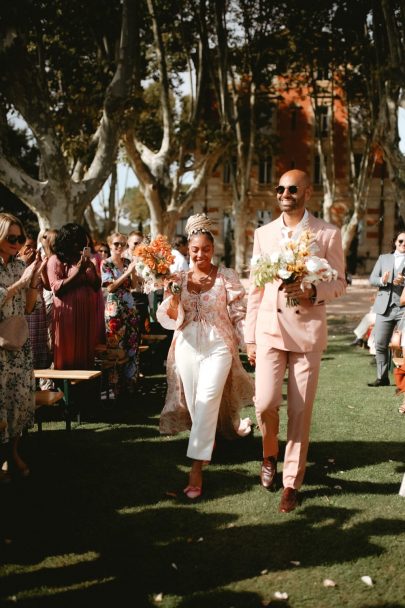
[394,251,405,273]
[170,249,189,273]
[280,209,309,240]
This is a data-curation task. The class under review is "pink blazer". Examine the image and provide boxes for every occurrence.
[244,213,346,353]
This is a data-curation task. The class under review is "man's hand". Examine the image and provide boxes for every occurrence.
[282,279,315,301]
[246,343,256,366]
[382,270,390,284]
[393,272,404,286]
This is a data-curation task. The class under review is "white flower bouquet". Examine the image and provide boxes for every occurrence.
[251,229,338,306]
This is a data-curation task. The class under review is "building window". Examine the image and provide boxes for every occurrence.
[315,65,331,80]
[315,106,328,138]
[258,157,272,185]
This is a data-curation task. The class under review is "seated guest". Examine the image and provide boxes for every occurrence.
[47,223,101,369]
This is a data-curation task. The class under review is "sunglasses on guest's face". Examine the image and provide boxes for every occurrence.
[99,248,109,254]
[6,234,26,245]
[113,242,126,248]
[275,185,299,195]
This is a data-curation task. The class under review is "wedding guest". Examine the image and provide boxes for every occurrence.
[123,231,150,333]
[40,229,58,356]
[47,223,101,369]
[0,213,45,481]
[102,232,141,393]
[170,234,189,273]
[95,242,110,262]
[124,230,144,261]
[18,234,51,369]
[157,213,253,500]
[85,231,106,345]
[368,232,405,387]
[245,170,346,513]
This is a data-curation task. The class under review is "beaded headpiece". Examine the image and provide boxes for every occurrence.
[185,213,213,240]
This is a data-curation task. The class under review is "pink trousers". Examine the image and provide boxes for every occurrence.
[254,346,322,489]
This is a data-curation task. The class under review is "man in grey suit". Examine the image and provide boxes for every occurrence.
[368,232,405,386]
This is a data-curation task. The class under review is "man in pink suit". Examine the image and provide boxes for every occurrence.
[245,170,346,513]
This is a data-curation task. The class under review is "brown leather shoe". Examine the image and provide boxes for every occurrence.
[260,457,277,490]
[279,487,299,513]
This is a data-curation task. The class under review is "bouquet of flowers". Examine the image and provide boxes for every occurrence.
[135,234,176,294]
[251,229,338,306]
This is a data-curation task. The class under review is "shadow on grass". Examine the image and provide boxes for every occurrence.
[1,418,404,607]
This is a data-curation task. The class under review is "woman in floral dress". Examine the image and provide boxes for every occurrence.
[102,232,141,394]
[0,213,45,481]
[157,214,254,499]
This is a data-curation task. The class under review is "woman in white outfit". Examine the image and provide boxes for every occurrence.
[157,214,253,499]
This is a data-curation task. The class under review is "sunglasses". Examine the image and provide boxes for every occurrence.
[275,185,299,195]
[6,235,26,245]
[113,242,126,248]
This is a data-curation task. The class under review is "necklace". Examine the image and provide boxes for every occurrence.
[192,264,215,283]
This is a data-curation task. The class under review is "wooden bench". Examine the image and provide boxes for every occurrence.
[34,369,102,431]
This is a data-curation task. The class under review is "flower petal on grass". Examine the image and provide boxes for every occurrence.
[273,591,289,600]
[323,578,337,587]
[361,575,374,586]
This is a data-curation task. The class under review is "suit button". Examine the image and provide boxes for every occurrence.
[277,308,282,313]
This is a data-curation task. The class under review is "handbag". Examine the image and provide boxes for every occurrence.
[0,315,29,350]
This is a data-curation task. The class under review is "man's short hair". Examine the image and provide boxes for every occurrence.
[172,234,188,249]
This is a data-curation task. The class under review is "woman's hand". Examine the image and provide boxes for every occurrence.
[30,255,48,287]
[246,343,256,366]
[167,294,180,320]
[126,259,138,275]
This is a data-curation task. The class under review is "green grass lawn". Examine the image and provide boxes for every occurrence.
[1,320,404,608]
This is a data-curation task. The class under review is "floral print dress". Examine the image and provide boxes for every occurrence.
[102,258,141,391]
[0,257,35,443]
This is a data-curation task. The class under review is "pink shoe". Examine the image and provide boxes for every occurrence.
[183,485,202,500]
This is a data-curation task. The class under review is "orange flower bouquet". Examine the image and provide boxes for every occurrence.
[135,235,175,294]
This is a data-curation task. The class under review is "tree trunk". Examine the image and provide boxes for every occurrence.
[233,209,248,274]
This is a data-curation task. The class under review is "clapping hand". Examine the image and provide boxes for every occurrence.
[21,252,46,287]
[382,270,390,284]
[393,272,404,286]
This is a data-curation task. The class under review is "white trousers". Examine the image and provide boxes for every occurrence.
[175,322,232,461]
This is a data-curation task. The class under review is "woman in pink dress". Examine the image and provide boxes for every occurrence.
[47,223,101,369]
